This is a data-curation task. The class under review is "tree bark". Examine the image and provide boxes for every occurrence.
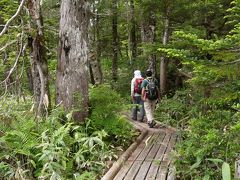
[160,15,170,94]
[140,11,156,75]
[127,0,137,65]
[89,52,103,85]
[90,2,103,85]
[56,0,89,122]
[112,0,118,82]
[27,0,51,117]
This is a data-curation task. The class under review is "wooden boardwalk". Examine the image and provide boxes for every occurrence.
[103,119,178,180]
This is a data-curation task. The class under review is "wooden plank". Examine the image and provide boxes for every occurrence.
[144,160,159,180]
[157,133,177,180]
[156,161,168,180]
[114,160,134,180]
[166,162,175,180]
[163,133,177,162]
[114,131,178,180]
[145,132,165,161]
[166,134,178,180]
[145,133,171,180]
[123,160,142,180]
[134,161,152,180]
[137,133,161,161]
[155,133,171,160]
[114,134,150,180]
[127,141,146,161]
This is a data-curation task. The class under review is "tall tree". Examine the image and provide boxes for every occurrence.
[140,2,156,75]
[89,1,103,85]
[127,0,137,64]
[27,0,51,117]
[56,0,89,121]
[160,5,170,94]
[112,0,118,82]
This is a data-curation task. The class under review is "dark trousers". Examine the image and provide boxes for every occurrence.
[132,96,145,120]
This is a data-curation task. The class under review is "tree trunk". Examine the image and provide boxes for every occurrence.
[56,0,89,122]
[140,11,156,75]
[89,3,103,85]
[160,16,170,94]
[112,0,118,82]
[89,52,103,85]
[27,0,51,117]
[127,0,137,65]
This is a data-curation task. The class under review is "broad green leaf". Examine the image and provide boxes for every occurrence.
[203,174,210,180]
[222,162,231,180]
[206,158,224,163]
[190,156,202,170]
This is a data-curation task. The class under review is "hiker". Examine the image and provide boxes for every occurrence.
[131,70,145,121]
[141,70,160,128]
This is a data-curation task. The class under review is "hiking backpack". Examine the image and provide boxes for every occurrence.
[146,78,158,100]
[134,78,144,94]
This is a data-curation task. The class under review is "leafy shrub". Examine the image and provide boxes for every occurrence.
[155,90,190,127]
[89,84,135,146]
[0,95,129,179]
[174,109,240,179]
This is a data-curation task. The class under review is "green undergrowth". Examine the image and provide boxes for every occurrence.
[89,84,136,147]
[0,84,135,179]
[155,81,240,179]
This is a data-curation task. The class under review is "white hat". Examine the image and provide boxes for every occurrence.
[134,70,141,78]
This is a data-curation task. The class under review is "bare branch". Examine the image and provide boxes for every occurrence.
[36,62,45,117]
[0,39,17,52]
[223,59,240,65]
[0,0,26,37]
[177,70,192,78]
[1,31,25,85]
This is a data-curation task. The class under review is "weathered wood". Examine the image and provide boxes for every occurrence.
[156,134,177,179]
[113,133,149,180]
[124,160,142,180]
[166,162,176,180]
[137,133,161,161]
[113,161,134,180]
[155,133,171,159]
[134,161,151,180]
[128,141,146,161]
[104,127,148,180]
[156,161,168,180]
[105,119,178,180]
[145,161,159,180]
[145,132,165,161]
[145,133,171,180]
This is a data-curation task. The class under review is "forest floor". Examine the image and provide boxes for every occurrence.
[102,113,178,180]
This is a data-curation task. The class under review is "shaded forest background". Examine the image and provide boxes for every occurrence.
[0,0,240,179]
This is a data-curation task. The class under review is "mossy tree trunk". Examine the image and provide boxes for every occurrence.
[27,0,51,117]
[56,0,89,122]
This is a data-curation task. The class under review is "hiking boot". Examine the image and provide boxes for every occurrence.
[132,117,137,121]
[148,121,156,128]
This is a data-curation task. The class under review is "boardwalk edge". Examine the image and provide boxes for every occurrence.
[101,123,148,180]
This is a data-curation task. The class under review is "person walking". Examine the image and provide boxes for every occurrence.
[131,70,145,121]
[141,70,160,128]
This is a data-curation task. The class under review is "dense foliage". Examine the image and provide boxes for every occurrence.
[0,86,134,179]
[1,0,240,179]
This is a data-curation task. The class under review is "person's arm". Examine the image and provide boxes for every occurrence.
[141,80,146,101]
[131,78,135,101]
